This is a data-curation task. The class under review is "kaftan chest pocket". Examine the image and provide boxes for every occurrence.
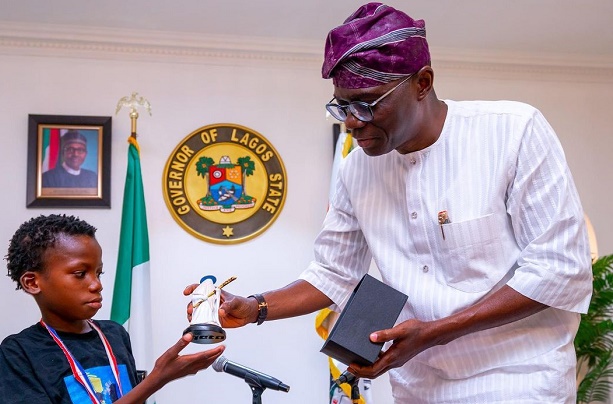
[438,213,508,293]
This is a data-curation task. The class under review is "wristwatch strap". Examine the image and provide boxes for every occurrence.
[247,294,268,325]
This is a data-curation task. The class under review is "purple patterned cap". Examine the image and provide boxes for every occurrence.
[322,3,430,89]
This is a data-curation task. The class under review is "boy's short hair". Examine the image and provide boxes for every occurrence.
[5,214,97,290]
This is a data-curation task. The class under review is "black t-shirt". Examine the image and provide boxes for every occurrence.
[0,320,138,403]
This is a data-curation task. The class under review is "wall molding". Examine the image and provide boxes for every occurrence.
[1,21,612,81]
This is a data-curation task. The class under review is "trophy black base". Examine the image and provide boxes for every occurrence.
[183,323,226,344]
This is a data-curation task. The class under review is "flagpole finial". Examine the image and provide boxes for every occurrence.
[115,92,152,138]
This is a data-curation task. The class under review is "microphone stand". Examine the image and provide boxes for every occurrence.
[244,373,266,404]
[334,372,361,404]
[350,377,360,404]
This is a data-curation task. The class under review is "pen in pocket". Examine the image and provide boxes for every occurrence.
[438,210,451,240]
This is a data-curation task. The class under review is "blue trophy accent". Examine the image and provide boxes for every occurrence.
[200,275,217,284]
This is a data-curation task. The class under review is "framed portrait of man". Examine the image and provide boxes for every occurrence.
[26,114,112,208]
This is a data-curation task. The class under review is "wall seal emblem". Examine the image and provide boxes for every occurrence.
[163,123,287,244]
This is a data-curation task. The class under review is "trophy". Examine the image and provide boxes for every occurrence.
[184,275,235,344]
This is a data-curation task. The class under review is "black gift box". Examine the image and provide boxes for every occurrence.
[320,274,408,366]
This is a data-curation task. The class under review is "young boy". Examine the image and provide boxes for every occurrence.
[0,214,224,403]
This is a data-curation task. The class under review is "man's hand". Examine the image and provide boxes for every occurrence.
[218,291,259,328]
[183,283,199,323]
[346,318,432,379]
[183,284,257,328]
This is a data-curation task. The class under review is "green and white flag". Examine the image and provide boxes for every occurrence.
[110,136,154,402]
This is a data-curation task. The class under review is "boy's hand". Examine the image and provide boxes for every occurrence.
[153,333,225,385]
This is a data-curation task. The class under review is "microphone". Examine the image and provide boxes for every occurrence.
[334,370,357,386]
[212,356,290,392]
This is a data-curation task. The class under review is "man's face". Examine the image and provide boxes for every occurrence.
[62,141,87,170]
[333,77,420,156]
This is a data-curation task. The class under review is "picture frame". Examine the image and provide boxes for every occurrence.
[26,114,112,208]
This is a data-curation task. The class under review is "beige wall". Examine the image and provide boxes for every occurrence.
[0,30,611,403]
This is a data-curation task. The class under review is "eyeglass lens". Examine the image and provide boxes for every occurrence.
[326,102,373,122]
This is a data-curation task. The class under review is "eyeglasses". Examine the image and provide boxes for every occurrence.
[325,74,413,122]
[64,146,87,154]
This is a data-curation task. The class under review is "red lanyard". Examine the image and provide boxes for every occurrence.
[41,319,123,403]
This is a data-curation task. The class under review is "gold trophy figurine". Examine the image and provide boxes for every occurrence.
[184,275,235,344]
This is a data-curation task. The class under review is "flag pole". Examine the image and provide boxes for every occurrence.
[130,110,138,138]
[112,92,155,403]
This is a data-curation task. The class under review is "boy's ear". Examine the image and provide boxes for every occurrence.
[20,272,41,295]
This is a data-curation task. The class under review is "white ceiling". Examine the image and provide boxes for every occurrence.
[0,0,612,63]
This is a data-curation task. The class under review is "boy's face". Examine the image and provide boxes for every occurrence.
[23,234,103,332]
